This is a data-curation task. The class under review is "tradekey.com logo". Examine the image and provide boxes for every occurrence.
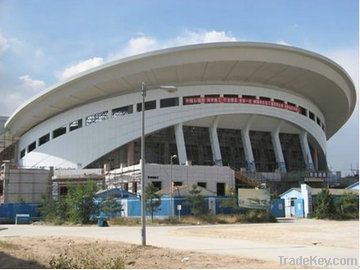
[278,256,358,268]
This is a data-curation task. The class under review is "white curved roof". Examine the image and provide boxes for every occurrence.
[5,42,356,139]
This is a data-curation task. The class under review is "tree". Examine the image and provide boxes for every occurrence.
[39,180,99,224]
[65,181,98,224]
[185,184,206,215]
[100,195,123,218]
[145,183,161,221]
[313,189,336,219]
[337,192,359,219]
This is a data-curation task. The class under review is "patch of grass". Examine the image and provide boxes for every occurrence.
[107,217,141,226]
[49,246,125,269]
[155,214,240,225]
[0,240,18,250]
[108,212,276,226]
[236,210,277,223]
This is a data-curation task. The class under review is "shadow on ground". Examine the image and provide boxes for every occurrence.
[0,252,45,269]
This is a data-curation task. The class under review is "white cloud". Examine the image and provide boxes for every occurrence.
[60,30,237,79]
[56,57,104,81]
[124,36,159,56]
[109,30,237,60]
[168,30,237,46]
[0,33,9,55]
[276,40,291,46]
[19,75,46,92]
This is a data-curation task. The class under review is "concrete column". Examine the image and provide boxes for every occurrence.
[241,116,256,172]
[301,183,313,218]
[209,116,222,166]
[271,122,287,173]
[3,163,10,203]
[313,147,319,171]
[127,141,135,166]
[174,123,187,165]
[299,131,314,171]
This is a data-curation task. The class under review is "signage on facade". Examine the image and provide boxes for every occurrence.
[184,97,300,113]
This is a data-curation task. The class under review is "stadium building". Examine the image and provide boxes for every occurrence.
[1,42,356,196]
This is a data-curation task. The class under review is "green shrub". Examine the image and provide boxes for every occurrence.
[336,192,359,220]
[145,183,161,221]
[313,189,336,219]
[39,180,99,224]
[185,184,207,215]
[313,189,359,220]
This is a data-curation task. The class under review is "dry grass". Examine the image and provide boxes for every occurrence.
[0,236,284,269]
[0,240,18,250]
[108,212,276,226]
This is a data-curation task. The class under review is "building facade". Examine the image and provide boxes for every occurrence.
[4,42,356,175]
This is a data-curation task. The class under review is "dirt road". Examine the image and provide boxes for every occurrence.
[0,219,358,268]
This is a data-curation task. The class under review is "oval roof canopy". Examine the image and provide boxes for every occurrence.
[5,42,356,139]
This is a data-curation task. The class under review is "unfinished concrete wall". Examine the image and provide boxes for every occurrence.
[106,163,235,196]
[0,163,52,203]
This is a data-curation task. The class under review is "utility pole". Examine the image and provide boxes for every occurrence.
[141,82,146,246]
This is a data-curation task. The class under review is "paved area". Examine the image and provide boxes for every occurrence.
[0,219,358,268]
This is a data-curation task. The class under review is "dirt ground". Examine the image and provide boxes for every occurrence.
[173,219,359,249]
[0,219,357,268]
[0,236,288,269]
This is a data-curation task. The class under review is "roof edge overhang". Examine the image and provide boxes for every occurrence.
[5,42,357,139]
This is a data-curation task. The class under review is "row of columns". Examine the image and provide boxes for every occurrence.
[127,117,316,172]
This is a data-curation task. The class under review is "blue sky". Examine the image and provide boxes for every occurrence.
[0,0,358,174]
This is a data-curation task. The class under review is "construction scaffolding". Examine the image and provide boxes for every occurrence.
[0,163,53,203]
[0,131,16,165]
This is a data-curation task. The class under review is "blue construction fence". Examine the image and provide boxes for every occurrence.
[0,203,39,223]
[0,196,288,223]
[96,195,285,218]
[94,195,240,218]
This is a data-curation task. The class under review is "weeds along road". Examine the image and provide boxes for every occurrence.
[0,219,359,268]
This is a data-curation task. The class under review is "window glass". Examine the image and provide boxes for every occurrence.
[316,117,321,126]
[204,94,220,98]
[112,105,133,117]
[197,182,207,188]
[53,126,67,139]
[20,149,26,159]
[242,95,256,99]
[38,133,50,146]
[69,119,82,131]
[299,106,307,116]
[137,100,156,112]
[152,181,162,190]
[224,94,238,98]
[28,141,36,153]
[309,111,315,121]
[160,97,179,108]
